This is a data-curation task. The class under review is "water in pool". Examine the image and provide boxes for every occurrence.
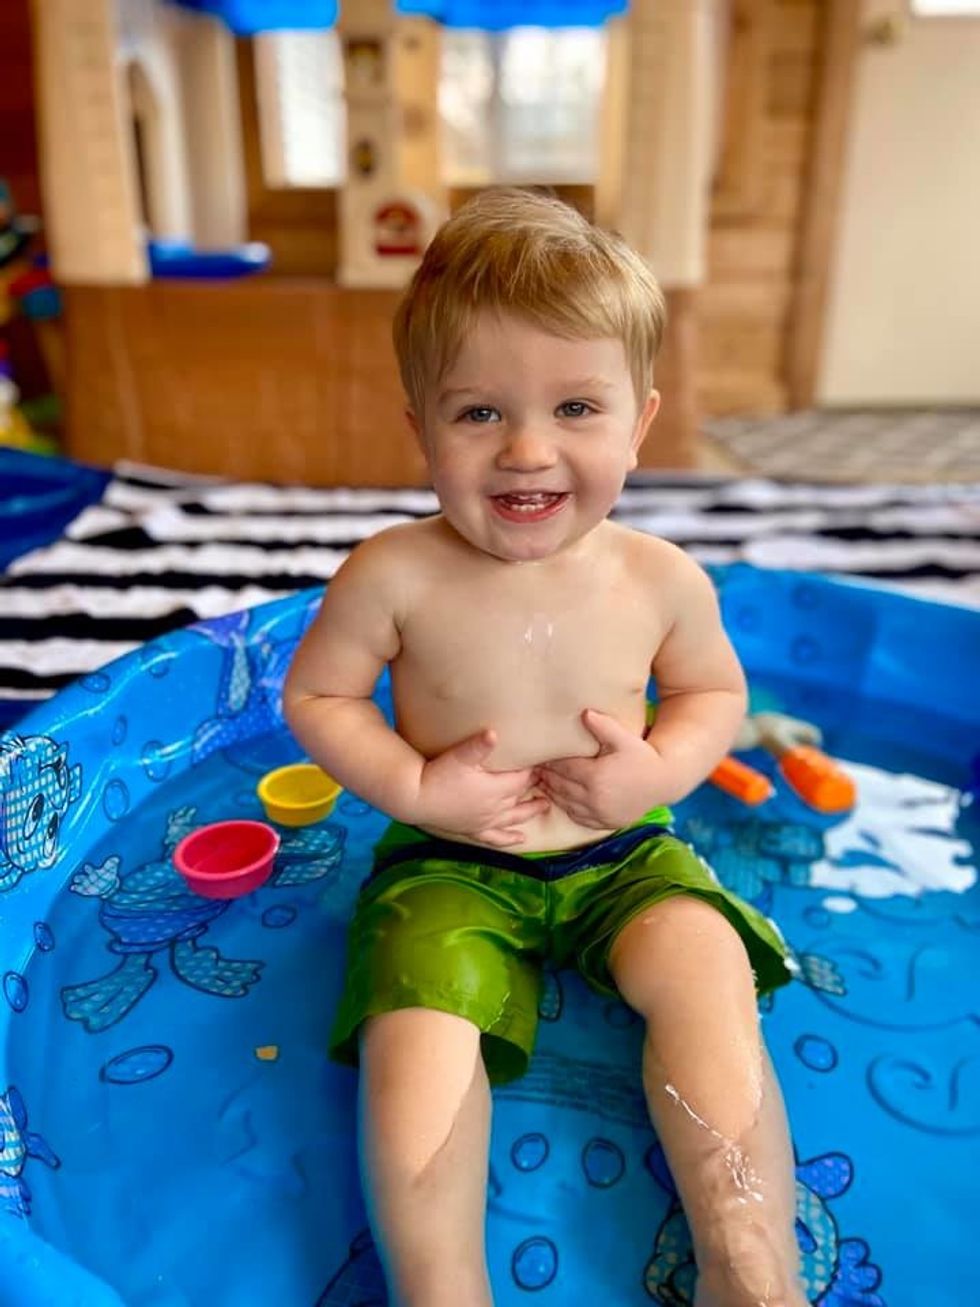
[6,677,978,1307]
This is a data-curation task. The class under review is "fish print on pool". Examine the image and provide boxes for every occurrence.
[0,733,82,893]
[0,1085,60,1218]
[60,804,346,1032]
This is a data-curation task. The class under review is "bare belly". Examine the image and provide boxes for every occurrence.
[397,698,650,853]
[414,803,620,854]
[430,801,618,855]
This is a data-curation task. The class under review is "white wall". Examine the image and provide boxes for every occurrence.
[819,8,980,404]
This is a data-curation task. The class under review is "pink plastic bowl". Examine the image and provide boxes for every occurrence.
[173,820,280,899]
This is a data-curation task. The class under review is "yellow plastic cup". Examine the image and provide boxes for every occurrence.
[257,763,342,827]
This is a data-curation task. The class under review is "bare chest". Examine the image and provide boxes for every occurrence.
[392,577,664,765]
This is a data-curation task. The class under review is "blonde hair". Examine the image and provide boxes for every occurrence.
[393,188,666,414]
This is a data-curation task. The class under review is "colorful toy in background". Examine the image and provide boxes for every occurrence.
[0,181,35,272]
[0,349,36,450]
[0,179,61,454]
[710,711,857,814]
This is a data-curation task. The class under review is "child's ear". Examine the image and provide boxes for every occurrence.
[628,390,661,467]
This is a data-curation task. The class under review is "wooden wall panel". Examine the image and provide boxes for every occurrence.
[700,0,829,416]
[64,282,429,486]
[711,0,770,220]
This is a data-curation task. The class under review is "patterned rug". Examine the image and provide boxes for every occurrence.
[705,409,980,483]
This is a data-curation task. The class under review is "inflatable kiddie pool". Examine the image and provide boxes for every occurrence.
[1,565,977,1306]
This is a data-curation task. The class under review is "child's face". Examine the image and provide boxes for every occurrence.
[410,312,660,564]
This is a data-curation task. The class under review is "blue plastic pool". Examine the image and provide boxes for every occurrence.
[1,565,977,1306]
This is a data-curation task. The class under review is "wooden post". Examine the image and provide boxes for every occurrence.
[598,0,720,466]
[785,0,863,408]
[30,0,148,282]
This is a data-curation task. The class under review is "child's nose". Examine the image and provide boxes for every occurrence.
[496,424,557,470]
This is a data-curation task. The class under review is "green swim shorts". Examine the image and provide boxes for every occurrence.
[329,813,794,1085]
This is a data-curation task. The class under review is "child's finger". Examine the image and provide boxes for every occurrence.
[540,772,587,803]
[492,769,537,797]
[542,757,593,783]
[504,797,550,824]
[581,708,632,751]
[450,728,497,769]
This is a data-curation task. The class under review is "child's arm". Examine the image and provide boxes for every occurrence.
[283,533,546,846]
[643,550,748,797]
[284,537,425,821]
[538,548,746,826]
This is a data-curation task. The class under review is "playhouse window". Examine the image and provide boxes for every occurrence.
[253,26,605,190]
[441,28,606,185]
[254,30,347,188]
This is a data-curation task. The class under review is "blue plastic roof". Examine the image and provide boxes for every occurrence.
[166,0,624,33]
[396,0,626,26]
[166,0,338,34]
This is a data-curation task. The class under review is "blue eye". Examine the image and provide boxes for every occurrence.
[557,401,593,418]
[461,407,500,424]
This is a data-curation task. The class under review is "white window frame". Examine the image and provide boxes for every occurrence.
[909,1,980,15]
[252,24,608,191]
[441,27,608,187]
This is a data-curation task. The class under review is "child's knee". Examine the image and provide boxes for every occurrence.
[610,894,754,1013]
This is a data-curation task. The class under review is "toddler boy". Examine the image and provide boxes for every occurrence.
[285,189,805,1307]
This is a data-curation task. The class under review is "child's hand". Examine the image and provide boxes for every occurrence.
[537,709,668,830]
[417,729,549,848]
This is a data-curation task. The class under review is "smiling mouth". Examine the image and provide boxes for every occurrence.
[490,492,569,522]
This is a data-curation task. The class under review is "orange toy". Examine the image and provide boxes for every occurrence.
[749,712,857,815]
[709,755,773,806]
[776,744,856,814]
[653,703,857,814]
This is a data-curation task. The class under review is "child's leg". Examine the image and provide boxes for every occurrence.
[608,896,807,1307]
[359,1007,494,1307]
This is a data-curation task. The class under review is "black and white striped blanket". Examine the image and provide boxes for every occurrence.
[3,461,979,712]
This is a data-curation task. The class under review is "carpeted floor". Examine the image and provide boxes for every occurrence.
[704,408,980,483]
